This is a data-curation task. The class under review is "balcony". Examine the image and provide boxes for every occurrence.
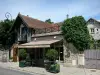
[18,35,27,43]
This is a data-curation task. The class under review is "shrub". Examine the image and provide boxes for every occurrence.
[19,49,27,60]
[49,64,60,73]
[46,49,58,61]
[55,64,60,73]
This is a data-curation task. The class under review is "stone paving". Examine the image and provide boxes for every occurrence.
[0,62,100,75]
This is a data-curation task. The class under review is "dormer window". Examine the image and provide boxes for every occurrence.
[90,28,94,34]
[89,20,94,24]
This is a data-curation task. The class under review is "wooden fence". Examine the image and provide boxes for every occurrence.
[85,50,100,69]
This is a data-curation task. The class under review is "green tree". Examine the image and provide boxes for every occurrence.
[61,16,90,51]
[89,36,95,49]
[0,19,15,50]
[45,19,53,24]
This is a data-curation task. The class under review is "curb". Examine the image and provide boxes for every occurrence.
[8,67,46,75]
[0,65,46,75]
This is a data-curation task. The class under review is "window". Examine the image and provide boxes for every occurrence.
[96,29,99,34]
[21,27,27,40]
[89,20,94,24]
[97,29,98,31]
[90,28,95,34]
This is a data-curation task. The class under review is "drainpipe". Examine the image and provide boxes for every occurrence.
[59,47,60,64]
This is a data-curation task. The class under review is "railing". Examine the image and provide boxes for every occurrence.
[18,35,27,42]
[34,25,61,34]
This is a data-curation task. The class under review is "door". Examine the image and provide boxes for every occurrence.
[13,48,18,62]
[60,47,64,60]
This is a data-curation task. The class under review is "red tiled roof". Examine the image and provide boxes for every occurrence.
[19,14,58,29]
[55,22,63,26]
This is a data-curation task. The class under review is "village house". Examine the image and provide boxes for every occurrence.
[10,13,84,67]
[87,18,100,40]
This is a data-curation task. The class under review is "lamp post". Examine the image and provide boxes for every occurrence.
[5,12,12,20]
[3,12,12,62]
[5,12,12,48]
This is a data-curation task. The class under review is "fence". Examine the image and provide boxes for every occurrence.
[84,50,100,69]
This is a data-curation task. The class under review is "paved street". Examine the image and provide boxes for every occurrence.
[1,62,100,75]
[0,67,37,75]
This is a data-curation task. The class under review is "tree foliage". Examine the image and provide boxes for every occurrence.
[61,16,90,51]
[89,36,95,49]
[45,19,53,24]
[0,19,15,49]
[46,49,58,61]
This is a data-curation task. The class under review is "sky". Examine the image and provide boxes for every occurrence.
[0,0,100,22]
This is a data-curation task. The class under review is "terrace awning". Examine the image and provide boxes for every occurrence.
[18,40,61,48]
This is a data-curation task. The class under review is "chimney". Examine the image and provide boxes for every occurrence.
[66,14,69,19]
[18,12,20,14]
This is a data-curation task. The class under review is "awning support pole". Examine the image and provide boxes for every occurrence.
[35,48,36,60]
[43,48,45,60]
[59,47,60,64]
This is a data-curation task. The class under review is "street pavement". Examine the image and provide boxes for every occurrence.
[0,67,39,75]
[1,62,100,75]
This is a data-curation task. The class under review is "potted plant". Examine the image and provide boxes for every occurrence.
[19,49,27,67]
[45,49,60,73]
[49,63,60,73]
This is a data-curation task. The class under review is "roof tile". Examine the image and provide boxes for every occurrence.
[19,14,58,29]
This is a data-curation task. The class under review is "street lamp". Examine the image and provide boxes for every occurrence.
[5,12,12,20]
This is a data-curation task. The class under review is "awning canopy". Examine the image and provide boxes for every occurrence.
[18,40,61,48]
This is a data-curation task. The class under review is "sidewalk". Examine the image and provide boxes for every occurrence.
[0,62,100,75]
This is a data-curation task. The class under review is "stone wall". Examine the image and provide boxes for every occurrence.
[63,40,84,67]
[0,50,9,62]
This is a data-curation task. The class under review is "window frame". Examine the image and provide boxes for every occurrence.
[90,28,95,34]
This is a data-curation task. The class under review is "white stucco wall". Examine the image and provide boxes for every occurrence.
[78,54,84,65]
[87,23,100,40]
[11,49,13,58]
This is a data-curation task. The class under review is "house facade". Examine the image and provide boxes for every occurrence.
[87,18,100,40]
[10,13,84,67]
